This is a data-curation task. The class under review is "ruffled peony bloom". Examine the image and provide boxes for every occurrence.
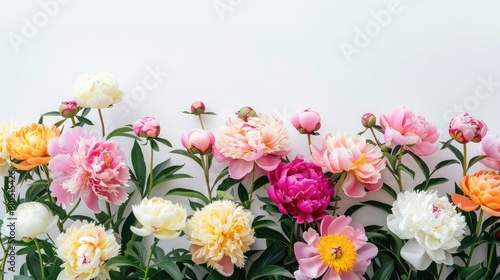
[294,215,377,280]
[452,170,500,216]
[181,129,216,155]
[48,128,129,213]
[130,197,187,240]
[480,135,500,170]
[56,220,120,280]
[310,133,385,198]
[291,108,321,134]
[213,112,290,179]
[388,190,466,270]
[132,115,161,138]
[6,123,60,171]
[449,113,488,144]
[73,72,123,109]
[380,106,439,156]
[1,202,57,242]
[186,200,255,276]
[0,121,17,176]
[267,157,334,224]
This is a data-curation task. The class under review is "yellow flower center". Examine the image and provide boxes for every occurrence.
[317,234,356,275]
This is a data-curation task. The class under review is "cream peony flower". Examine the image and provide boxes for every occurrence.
[186,200,256,276]
[56,221,120,280]
[1,202,57,241]
[0,121,17,176]
[73,72,124,109]
[387,190,466,270]
[130,197,187,240]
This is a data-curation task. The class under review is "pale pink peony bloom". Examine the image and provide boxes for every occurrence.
[294,215,378,280]
[380,106,439,156]
[132,115,161,138]
[267,157,334,224]
[291,108,321,134]
[48,128,129,213]
[214,113,290,179]
[449,113,488,144]
[480,135,500,170]
[311,134,385,198]
[181,129,216,155]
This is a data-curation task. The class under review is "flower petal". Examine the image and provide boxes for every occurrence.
[451,193,479,212]
[401,239,433,270]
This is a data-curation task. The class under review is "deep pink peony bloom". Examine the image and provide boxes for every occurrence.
[311,134,385,198]
[449,113,488,144]
[480,135,500,170]
[291,109,321,134]
[214,112,290,179]
[181,129,216,155]
[132,116,161,138]
[48,128,129,213]
[267,157,334,224]
[294,215,378,280]
[380,106,439,156]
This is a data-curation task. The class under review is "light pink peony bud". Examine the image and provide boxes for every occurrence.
[190,101,205,115]
[449,113,488,144]
[59,101,79,118]
[132,116,161,138]
[291,109,321,134]
[361,113,376,128]
[236,106,257,122]
[181,129,215,155]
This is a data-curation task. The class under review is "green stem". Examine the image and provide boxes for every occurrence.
[106,202,115,227]
[200,155,212,203]
[437,263,444,279]
[467,209,484,266]
[462,143,467,177]
[369,127,383,147]
[0,244,11,280]
[33,239,45,280]
[145,144,154,198]
[247,163,257,206]
[307,134,312,155]
[144,238,159,280]
[98,108,105,137]
[396,147,404,192]
[484,242,495,279]
[41,165,63,232]
[288,221,296,255]
[70,116,77,127]
[60,199,81,226]
[332,172,347,217]
[406,267,413,280]
[198,114,205,130]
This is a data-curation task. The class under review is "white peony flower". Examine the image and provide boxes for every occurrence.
[0,121,17,176]
[387,190,466,270]
[1,202,57,241]
[73,72,123,109]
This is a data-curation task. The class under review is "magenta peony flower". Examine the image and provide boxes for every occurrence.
[480,135,500,170]
[291,108,321,134]
[267,157,334,224]
[48,128,129,213]
[132,115,161,138]
[181,129,216,155]
[214,112,290,179]
[449,113,488,144]
[380,106,439,156]
[294,215,378,280]
[311,134,385,198]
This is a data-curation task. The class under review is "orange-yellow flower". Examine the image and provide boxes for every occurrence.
[6,123,60,171]
[452,170,500,217]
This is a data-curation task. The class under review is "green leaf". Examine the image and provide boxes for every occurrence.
[250,265,294,280]
[215,190,233,200]
[131,140,147,196]
[396,164,415,179]
[457,235,476,252]
[383,152,398,169]
[238,183,249,203]
[165,188,209,204]
[252,176,269,192]
[371,260,394,280]
[106,126,140,141]
[216,176,243,192]
[13,276,34,280]
[440,140,464,165]
[407,151,430,179]
[254,227,288,245]
[382,183,397,200]
[75,115,94,126]
[43,111,61,116]
[26,252,43,280]
[467,155,488,171]
[344,204,365,216]
[38,200,66,218]
[155,137,172,148]
[170,149,201,167]
[155,260,183,280]
[106,256,142,269]
[434,159,460,172]
[252,216,276,229]
[247,243,287,279]
[68,215,96,223]
[132,241,148,267]
[414,177,449,192]
[188,200,204,211]
[361,200,393,214]
[150,139,160,152]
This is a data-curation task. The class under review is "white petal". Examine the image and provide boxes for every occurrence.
[400,239,432,270]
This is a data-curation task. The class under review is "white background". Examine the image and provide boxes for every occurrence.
[1,0,500,277]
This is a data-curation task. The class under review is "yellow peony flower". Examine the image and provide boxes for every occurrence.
[56,221,120,280]
[6,123,60,171]
[186,200,255,276]
[0,121,17,176]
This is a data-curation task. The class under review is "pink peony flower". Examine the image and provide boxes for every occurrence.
[480,135,500,170]
[214,112,290,179]
[48,128,129,213]
[449,113,488,144]
[291,108,321,134]
[267,157,334,224]
[132,115,161,138]
[380,106,439,156]
[294,215,378,280]
[311,134,385,198]
[181,129,216,155]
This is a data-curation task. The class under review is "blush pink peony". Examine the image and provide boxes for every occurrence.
[480,135,500,170]
[48,128,129,213]
[448,113,487,144]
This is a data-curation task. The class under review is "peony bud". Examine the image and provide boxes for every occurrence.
[190,101,206,115]
[449,113,488,144]
[236,106,257,122]
[59,101,80,118]
[361,113,377,128]
[1,202,57,242]
[132,116,161,138]
[291,109,321,134]
[181,129,215,155]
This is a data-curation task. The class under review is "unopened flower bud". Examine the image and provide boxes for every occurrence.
[361,113,376,128]
[59,101,79,118]
[133,116,161,138]
[236,106,257,122]
[449,113,488,144]
[380,144,391,153]
[181,129,215,155]
[291,109,321,134]
[190,101,205,115]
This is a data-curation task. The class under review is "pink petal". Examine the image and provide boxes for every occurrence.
[342,172,366,198]
[215,256,234,276]
[228,159,254,179]
[255,155,281,171]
